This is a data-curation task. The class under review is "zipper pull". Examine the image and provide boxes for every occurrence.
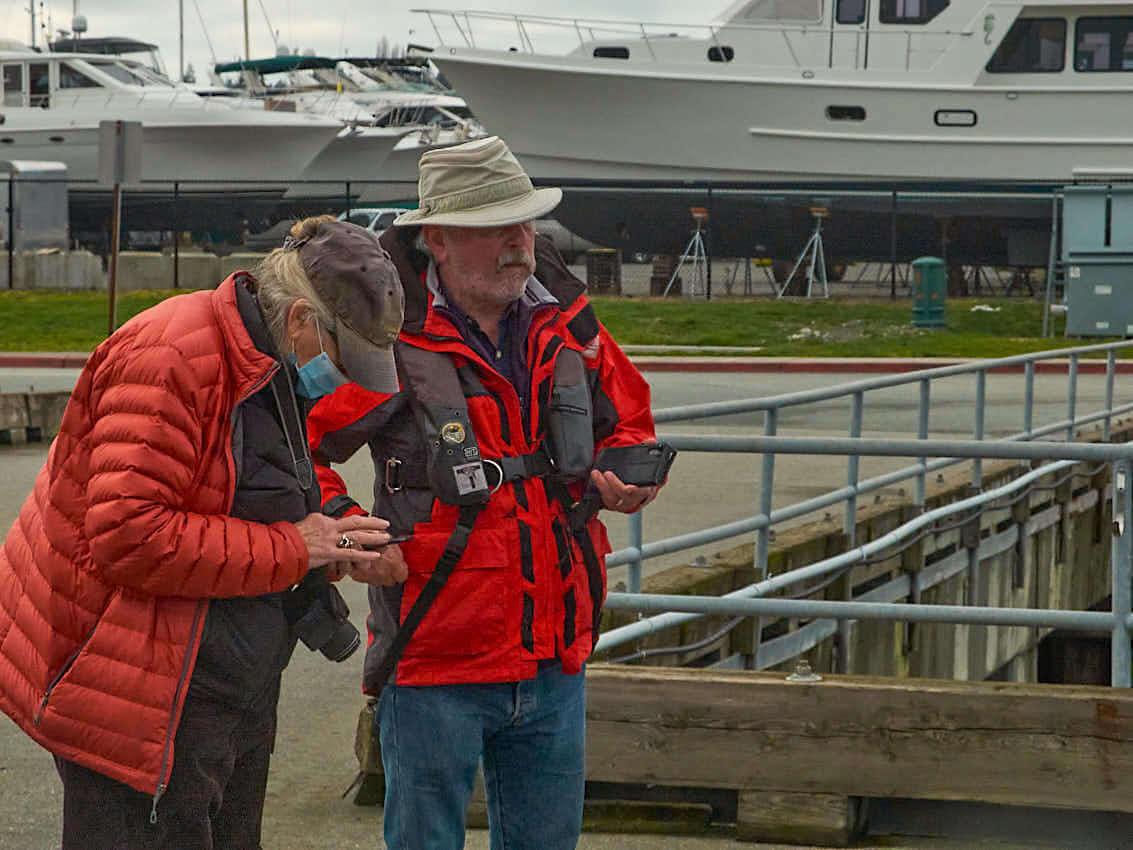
[150,783,167,825]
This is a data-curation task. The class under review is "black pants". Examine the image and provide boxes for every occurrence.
[55,684,279,850]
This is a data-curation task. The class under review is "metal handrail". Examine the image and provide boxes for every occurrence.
[599,342,1133,686]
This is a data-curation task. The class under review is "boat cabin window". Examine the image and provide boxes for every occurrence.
[986,18,1066,73]
[827,105,866,120]
[728,0,821,23]
[837,0,867,25]
[2,65,22,107]
[593,46,630,59]
[59,63,101,89]
[708,45,736,61]
[89,60,148,86]
[29,63,49,107]
[879,0,950,25]
[1074,18,1133,71]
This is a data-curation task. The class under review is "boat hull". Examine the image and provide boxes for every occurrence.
[431,50,1125,261]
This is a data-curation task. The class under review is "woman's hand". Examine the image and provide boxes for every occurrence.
[295,513,394,569]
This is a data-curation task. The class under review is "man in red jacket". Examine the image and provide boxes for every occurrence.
[308,137,664,849]
[0,218,408,849]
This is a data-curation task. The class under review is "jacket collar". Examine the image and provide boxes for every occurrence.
[380,226,586,336]
[210,273,281,400]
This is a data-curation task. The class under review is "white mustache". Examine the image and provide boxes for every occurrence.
[496,249,534,272]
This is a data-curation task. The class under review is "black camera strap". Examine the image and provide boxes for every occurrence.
[369,501,484,687]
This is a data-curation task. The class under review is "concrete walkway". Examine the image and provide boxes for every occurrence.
[0,352,1096,848]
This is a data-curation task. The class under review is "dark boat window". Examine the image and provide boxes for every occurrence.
[837,0,867,25]
[827,105,866,120]
[935,109,977,126]
[987,18,1066,72]
[708,45,735,61]
[29,62,49,108]
[1074,17,1133,71]
[2,65,23,107]
[59,63,101,89]
[824,105,865,120]
[593,46,630,59]
[879,0,949,25]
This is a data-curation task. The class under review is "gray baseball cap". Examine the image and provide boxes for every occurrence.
[293,220,404,394]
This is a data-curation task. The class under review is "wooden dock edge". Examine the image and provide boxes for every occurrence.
[584,664,1133,845]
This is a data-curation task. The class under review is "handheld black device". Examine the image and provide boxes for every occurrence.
[593,441,677,487]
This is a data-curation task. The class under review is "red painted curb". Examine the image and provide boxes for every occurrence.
[0,354,90,369]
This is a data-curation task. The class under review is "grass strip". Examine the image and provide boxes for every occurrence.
[0,290,1102,359]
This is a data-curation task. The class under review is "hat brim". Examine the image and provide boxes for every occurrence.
[393,187,562,228]
[335,319,400,395]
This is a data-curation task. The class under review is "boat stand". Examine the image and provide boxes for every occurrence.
[778,207,830,298]
[664,207,710,297]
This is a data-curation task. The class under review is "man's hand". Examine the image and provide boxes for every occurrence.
[590,469,659,514]
[342,543,409,587]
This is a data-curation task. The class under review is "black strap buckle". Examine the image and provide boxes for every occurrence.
[385,458,403,493]
[482,459,504,494]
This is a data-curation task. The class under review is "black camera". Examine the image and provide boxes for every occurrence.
[594,442,677,487]
[284,568,361,662]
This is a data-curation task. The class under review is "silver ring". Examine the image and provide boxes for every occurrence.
[336,534,353,549]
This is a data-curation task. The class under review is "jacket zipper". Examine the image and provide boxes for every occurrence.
[150,598,207,824]
[33,623,99,725]
[150,366,275,822]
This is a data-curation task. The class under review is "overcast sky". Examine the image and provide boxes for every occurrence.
[0,1,708,80]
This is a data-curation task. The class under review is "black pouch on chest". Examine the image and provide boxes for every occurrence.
[546,347,594,480]
[399,346,491,507]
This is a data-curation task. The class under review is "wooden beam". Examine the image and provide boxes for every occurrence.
[586,665,1133,815]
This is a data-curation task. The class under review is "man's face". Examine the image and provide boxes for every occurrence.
[425,221,536,313]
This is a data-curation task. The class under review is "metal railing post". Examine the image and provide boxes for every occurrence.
[1105,350,1116,442]
[837,391,864,673]
[972,369,986,489]
[1112,458,1132,687]
[1067,353,1078,442]
[755,408,777,579]
[916,378,929,507]
[628,511,643,594]
[1023,360,1034,439]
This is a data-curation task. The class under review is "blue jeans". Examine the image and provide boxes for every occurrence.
[378,664,586,850]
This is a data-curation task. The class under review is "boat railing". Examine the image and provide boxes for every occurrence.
[413,8,973,71]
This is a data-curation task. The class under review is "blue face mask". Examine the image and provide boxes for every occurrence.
[289,317,349,399]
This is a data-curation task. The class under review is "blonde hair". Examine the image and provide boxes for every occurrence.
[253,215,337,354]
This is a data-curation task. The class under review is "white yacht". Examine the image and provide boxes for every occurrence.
[211,54,486,203]
[415,1,1133,263]
[0,45,343,238]
[0,46,340,189]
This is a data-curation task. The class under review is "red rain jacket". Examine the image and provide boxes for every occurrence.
[0,275,310,795]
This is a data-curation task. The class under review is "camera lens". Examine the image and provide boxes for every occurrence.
[319,622,362,662]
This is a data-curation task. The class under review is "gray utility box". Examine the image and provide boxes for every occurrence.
[0,160,69,251]
[1062,185,1133,337]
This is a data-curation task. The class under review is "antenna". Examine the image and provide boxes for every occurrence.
[256,0,279,52]
[191,0,218,66]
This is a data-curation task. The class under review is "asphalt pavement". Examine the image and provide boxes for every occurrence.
[0,352,1108,848]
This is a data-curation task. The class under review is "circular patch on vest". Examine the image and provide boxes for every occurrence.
[441,421,467,444]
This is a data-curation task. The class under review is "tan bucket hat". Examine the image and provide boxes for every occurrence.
[392,136,562,228]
